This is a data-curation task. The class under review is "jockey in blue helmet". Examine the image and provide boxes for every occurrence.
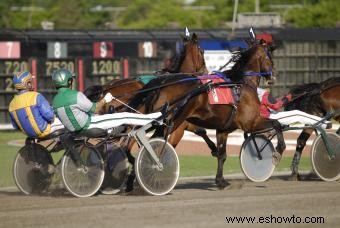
[8,71,64,138]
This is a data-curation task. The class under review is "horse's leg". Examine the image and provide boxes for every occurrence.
[253,118,285,165]
[271,119,286,165]
[290,129,313,181]
[168,122,187,148]
[215,132,229,189]
[124,140,136,192]
[335,116,339,135]
[168,122,218,156]
[185,123,218,157]
[125,150,136,192]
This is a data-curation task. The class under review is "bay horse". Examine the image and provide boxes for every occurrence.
[128,42,285,188]
[84,32,208,113]
[85,33,219,154]
[284,76,340,180]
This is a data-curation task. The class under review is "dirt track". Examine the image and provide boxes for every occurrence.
[2,128,339,228]
[0,174,340,228]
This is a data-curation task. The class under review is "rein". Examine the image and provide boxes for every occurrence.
[111,71,268,101]
[287,91,310,104]
[151,81,242,114]
[242,71,272,77]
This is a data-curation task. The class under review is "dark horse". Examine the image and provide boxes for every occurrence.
[285,76,340,180]
[128,42,285,188]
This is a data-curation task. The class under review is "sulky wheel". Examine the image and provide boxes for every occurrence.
[311,132,340,181]
[240,134,275,182]
[135,138,179,196]
[61,144,105,197]
[13,143,53,195]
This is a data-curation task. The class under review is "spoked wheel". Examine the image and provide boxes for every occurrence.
[61,145,104,197]
[13,144,53,195]
[240,135,275,182]
[100,143,129,195]
[135,138,179,196]
[311,132,340,181]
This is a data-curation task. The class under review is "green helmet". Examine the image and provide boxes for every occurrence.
[52,69,74,88]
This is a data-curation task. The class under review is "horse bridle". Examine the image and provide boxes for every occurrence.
[187,43,207,74]
[244,45,275,84]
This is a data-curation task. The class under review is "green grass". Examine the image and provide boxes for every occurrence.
[0,131,312,187]
[179,155,311,177]
[0,131,26,187]
[0,131,64,187]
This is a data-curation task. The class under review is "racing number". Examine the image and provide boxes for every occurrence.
[6,42,13,57]
[5,78,14,91]
[4,61,29,75]
[54,42,61,58]
[100,42,108,58]
[0,41,20,59]
[1,61,28,91]
[45,60,75,76]
[139,41,156,58]
[100,76,115,85]
[142,42,153,58]
[92,60,121,75]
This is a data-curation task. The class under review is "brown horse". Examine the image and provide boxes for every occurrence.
[84,33,208,112]
[163,33,208,75]
[84,33,219,154]
[284,77,340,180]
[128,42,285,188]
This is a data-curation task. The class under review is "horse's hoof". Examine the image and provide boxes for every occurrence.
[272,152,282,166]
[288,173,301,181]
[215,178,230,189]
[125,175,135,193]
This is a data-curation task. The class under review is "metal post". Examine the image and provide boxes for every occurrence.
[255,0,260,13]
[77,58,84,92]
[231,0,239,38]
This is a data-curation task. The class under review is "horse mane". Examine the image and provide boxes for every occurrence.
[223,45,259,82]
[84,85,103,102]
[128,74,197,110]
[320,76,340,91]
[285,76,340,115]
[290,82,320,97]
[284,82,325,115]
[162,47,187,73]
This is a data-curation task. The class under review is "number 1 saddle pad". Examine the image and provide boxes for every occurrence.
[200,77,235,105]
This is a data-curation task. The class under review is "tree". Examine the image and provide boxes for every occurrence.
[285,0,340,28]
[1,0,339,29]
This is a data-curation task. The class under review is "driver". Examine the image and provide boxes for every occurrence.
[8,71,64,138]
[257,87,332,129]
[51,69,161,133]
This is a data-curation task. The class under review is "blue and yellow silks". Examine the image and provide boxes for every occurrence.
[8,91,54,138]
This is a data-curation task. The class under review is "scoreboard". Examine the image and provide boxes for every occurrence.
[0,39,163,124]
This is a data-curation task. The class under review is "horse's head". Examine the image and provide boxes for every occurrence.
[164,31,207,74]
[180,33,208,74]
[243,42,276,87]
